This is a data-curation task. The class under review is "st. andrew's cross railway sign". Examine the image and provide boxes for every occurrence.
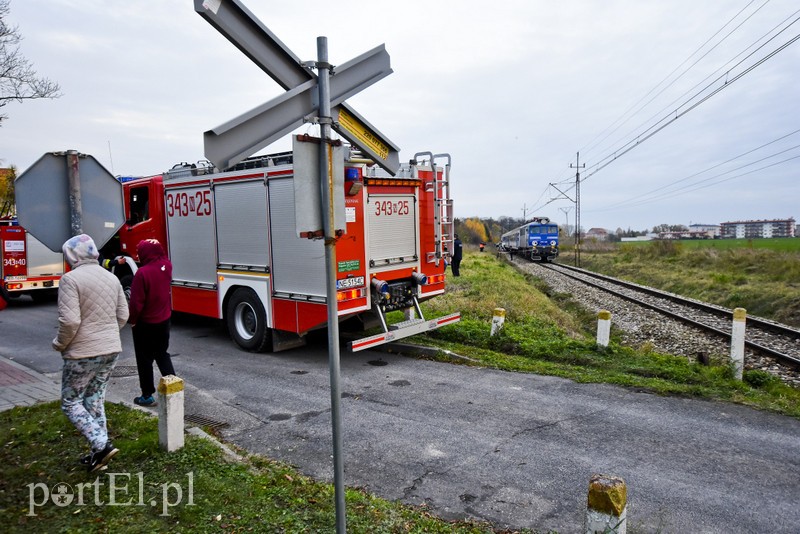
[195,0,401,174]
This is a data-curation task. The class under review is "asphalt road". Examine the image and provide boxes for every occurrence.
[2,297,799,533]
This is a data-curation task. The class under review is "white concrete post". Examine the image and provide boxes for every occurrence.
[730,307,747,380]
[586,474,627,534]
[490,308,506,336]
[157,375,185,452]
[596,310,611,347]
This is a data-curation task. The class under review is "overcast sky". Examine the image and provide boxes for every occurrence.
[2,0,798,232]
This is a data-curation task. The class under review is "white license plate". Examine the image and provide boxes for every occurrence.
[336,276,364,290]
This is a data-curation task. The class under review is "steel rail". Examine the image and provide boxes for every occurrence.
[551,262,800,339]
[540,263,800,367]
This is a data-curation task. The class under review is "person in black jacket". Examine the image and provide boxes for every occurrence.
[451,234,463,276]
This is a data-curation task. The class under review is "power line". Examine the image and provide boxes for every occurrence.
[593,128,800,211]
[620,151,800,208]
[584,6,800,167]
[581,14,800,181]
[525,6,799,224]
[579,0,767,159]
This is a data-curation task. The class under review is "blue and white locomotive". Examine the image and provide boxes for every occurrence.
[500,217,559,262]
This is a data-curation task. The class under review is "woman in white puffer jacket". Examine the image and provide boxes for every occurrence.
[53,234,128,472]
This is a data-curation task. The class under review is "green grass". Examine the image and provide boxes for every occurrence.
[620,237,800,252]
[416,250,800,417]
[0,403,509,533]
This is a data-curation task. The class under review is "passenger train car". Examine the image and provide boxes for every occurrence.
[500,217,559,262]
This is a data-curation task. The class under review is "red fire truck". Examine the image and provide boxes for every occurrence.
[0,219,64,307]
[115,145,459,352]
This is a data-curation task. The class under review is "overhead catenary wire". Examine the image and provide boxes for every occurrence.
[579,0,768,159]
[592,128,800,211]
[590,148,800,213]
[523,5,800,222]
[581,12,800,181]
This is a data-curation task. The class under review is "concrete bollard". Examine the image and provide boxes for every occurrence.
[596,310,611,347]
[586,474,627,533]
[730,307,746,380]
[490,308,506,336]
[158,375,185,452]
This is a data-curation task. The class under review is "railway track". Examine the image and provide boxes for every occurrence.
[518,259,800,384]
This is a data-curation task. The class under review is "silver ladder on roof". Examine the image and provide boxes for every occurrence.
[414,152,454,267]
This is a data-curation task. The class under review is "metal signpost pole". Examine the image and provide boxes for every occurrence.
[316,36,346,533]
[66,150,83,236]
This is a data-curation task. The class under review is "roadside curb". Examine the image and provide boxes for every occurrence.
[0,355,60,412]
[186,426,245,463]
[111,397,246,464]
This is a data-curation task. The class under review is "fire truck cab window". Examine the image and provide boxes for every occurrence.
[129,187,149,225]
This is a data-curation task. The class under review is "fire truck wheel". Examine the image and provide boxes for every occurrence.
[226,288,270,352]
[30,289,58,303]
[120,275,133,303]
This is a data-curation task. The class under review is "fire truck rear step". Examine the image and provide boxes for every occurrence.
[348,312,461,352]
[389,318,427,331]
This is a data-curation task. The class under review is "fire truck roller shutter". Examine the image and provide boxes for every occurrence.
[226,287,271,352]
[167,185,218,287]
[268,178,326,297]
[367,194,418,265]
[214,180,270,267]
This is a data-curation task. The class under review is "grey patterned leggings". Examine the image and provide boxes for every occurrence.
[61,353,119,452]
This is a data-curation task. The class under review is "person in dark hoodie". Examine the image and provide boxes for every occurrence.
[129,239,175,406]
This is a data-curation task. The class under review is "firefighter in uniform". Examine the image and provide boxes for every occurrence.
[451,234,463,276]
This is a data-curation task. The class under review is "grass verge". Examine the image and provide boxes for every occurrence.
[416,251,800,418]
[0,402,511,533]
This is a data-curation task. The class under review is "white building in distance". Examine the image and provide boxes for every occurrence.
[719,218,795,239]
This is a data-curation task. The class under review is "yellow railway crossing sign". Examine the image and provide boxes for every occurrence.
[334,108,391,161]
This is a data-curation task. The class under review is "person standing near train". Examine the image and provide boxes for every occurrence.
[451,233,463,276]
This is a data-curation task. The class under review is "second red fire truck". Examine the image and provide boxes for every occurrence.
[1,219,64,308]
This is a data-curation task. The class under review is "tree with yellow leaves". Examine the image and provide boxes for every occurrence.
[0,166,15,217]
[457,217,490,244]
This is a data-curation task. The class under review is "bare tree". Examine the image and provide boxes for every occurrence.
[0,0,61,124]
